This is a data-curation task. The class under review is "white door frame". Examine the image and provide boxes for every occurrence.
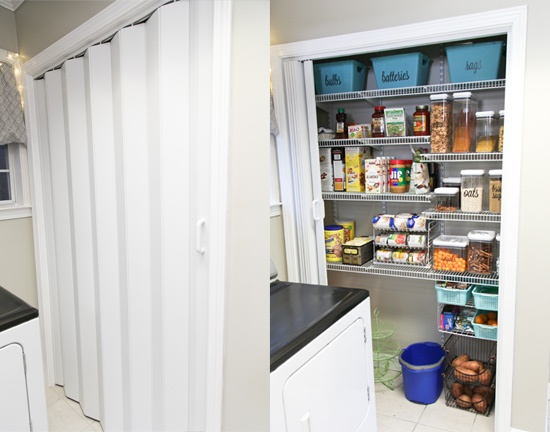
[21,1,231,429]
[271,6,527,431]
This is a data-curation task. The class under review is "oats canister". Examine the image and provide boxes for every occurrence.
[460,169,485,213]
[325,225,345,262]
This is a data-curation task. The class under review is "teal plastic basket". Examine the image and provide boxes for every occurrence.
[371,52,431,89]
[473,310,498,340]
[445,41,505,83]
[313,60,367,95]
[435,283,473,306]
[472,286,499,311]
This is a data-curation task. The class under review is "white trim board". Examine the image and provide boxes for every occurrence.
[271,6,527,432]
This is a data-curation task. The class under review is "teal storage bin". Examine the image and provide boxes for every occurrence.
[445,41,505,83]
[313,60,367,95]
[371,52,431,89]
[472,310,498,340]
[472,286,499,311]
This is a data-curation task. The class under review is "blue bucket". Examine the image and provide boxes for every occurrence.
[399,342,445,404]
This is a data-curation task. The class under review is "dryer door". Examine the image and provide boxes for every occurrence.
[283,318,371,432]
[0,343,31,431]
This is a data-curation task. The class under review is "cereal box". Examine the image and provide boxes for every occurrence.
[332,148,346,191]
[345,147,366,192]
[319,148,334,191]
[364,159,381,193]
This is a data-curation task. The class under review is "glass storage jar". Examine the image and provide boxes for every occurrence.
[434,187,459,212]
[372,106,386,137]
[467,230,496,274]
[475,111,497,152]
[413,105,430,136]
[433,235,468,272]
[430,94,453,153]
[488,169,502,213]
[460,169,485,213]
[498,110,505,152]
[452,92,477,153]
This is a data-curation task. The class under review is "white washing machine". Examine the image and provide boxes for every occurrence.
[270,281,377,432]
[0,286,48,431]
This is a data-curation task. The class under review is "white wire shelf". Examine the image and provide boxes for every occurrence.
[315,79,506,102]
[419,152,503,163]
[326,261,499,286]
[322,191,433,202]
[422,209,501,223]
[438,327,495,340]
[318,136,431,147]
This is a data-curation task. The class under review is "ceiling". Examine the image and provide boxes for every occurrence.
[0,0,24,12]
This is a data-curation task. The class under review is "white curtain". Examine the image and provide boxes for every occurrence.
[35,2,193,430]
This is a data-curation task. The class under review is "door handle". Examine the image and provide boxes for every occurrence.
[196,219,206,254]
[312,199,324,221]
[300,412,311,432]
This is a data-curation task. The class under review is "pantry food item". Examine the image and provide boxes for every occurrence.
[384,108,407,137]
[498,110,504,151]
[489,170,502,213]
[413,105,430,136]
[332,148,346,191]
[433,235,468,272]
[408,250,427,265]
[430,94,453,153]
[475,111,497,152]
[454,310,475,333]
[474,387,495,405]
[392,250,409,263]
[472,393,488,413]
[345,147,366,192]
[451,353,470,368]
[372,106,386,137]
[434,187,459,211]
[335,219,355,243]
[376,249,393,262]
[460,169,485,213]
[335,108,348,139]
[375,233,389,246]
[463,385,473,397]
[407,215,426,231]
[455,366,478,383]
[452,92,477,152]
[387,233,407,247]
[452,382,464,398]
[343,237,374,265]
[393,213,413,230]
[325,225,345,262]
[456,394,472,408]
[372,214,393,230]
[364,159,381,193]
[467,230,495,274]
[318,126,336,141]
[319,148,334,192]
[479,369,492,385]
[390,160,410,193]
[409,160,430,194]
[407,234,426,248]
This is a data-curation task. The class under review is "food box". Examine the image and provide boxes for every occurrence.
[445,41,505,83]
[364,159,381,193]
[332,148,346,191]
[371,52,431,89]
[384,108,407,137]
[345,147,366,192]
[440,304,460,330]
[348,124,371,139]
[433,235,468,272]
[319,148,334,192]
[343,237,374,265]
[313,60,368,95]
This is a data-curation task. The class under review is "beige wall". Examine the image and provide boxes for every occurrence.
[271,1,550,431]
[222,0,269,430]
[0,7,17,52]
[15,0,113,62]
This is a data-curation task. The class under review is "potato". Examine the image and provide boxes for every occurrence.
[463,385,473,397]
[472,393,487,413]
[462,361,481,372]
[455,366,478,383]
[479,369,493,385]
[456,394,472,408]
[451,382,464,398]
[451,354,470,368]
[475,360,486,373]
[473,386,495,405]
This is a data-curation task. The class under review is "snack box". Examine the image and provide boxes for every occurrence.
[345,147,366,192]
[319,147,334,192]
[440,304,460,331]
[343,237,374,265]
[348,124,372,139]
[384,108,408,137]
[364,159,381,194]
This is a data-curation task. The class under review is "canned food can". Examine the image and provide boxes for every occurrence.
[408,250,427,265]
[325,225,345,262]
[392,250,409,263]
[376,249,393,262]
[335,219,355,243]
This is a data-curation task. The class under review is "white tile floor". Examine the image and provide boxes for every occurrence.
[375,375,495,432]
[45,386,103,432]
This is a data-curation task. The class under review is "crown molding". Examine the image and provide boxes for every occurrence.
[0,0,24,12]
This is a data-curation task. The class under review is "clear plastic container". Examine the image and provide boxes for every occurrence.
[433,235,468,272]
[442,176,461,207]
[467,230,495,274]
[498,110,504,152]
[430,94,453,153]
[475,111,497,152]
[489,169,502,213]
[452,92,477,153]
[460,169,485,213]
[434,187,459,212]
[495,233,500,274]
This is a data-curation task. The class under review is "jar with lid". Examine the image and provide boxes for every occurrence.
[433,235,468,272]
[488,169,502,213]
[389,160,410,193]
[452,92,477,152]
[460,169,485,213]
[442,177,461,207]
[413,105,430,136]
[372,106,386,137]
[475,111,497,152]
[434,187,459,212]
[498,110,505,152]
[429,94,453,153]
[335,108,348,139]
[467,230,495,274]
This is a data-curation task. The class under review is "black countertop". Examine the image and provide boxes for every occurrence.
[0,285,38,332]
[270,281,369,372]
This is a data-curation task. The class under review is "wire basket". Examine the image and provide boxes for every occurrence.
[472,286,499,311]
[435,283,473,306]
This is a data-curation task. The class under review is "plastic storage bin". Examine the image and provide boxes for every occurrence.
[473,310,498,340]
[461,169,485,213]
[473,286,499,311]
[371,52,431,89]
[435,283,473,306]
[434,187,460,212]
[452,92,477,152]
[313,60,367,95]
[430,94,453,153]
[399,342,445,404]
[445,41,505,83]
[475,111,497,152]
[433,235,469,272]
[467,230,495,274]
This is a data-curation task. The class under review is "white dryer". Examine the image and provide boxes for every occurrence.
[0,286,48,431]
[270,282,377,432]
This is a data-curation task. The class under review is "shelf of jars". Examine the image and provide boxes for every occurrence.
[322,191,433,203]
[419,152,503,163]
[326,261,499,286]
[315,79,506,103]
[318,136,431,147]
[421,210,501,223]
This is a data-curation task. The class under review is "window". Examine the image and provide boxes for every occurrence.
[270,135,282,217]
